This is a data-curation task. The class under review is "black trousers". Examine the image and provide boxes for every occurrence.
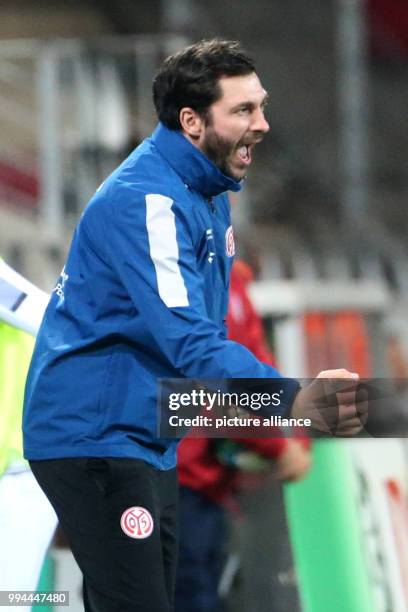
[30,458,178,612]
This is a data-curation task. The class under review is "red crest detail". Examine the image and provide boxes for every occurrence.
[225,226,235,257]
[120,506,154,539]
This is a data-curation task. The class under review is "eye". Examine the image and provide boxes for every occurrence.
[235,107,251,115]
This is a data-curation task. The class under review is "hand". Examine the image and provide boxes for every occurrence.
[291,369,367,436]
[274,439,311,482]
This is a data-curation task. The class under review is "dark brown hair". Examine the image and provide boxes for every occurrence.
[153,39,256,130]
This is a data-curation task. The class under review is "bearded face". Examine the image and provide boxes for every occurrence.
[198,74,269,181]
[201,116,260,180]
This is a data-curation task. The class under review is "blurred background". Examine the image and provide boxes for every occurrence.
[1,1,408,611]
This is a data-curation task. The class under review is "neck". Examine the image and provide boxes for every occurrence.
[181,130,203,152]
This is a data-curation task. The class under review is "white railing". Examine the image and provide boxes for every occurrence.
[0,34,187,233]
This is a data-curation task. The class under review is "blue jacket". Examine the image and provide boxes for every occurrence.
[23,123,296,470]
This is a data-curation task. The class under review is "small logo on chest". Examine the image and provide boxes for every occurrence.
[225,226,235,257]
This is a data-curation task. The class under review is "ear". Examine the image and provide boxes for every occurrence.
[179,107,203,141]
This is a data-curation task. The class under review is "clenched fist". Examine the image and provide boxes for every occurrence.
[290,369,367,436]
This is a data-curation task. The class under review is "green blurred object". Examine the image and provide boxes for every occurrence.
[214,439,271,472]
[284,440,374,612]
[35,554,55,611]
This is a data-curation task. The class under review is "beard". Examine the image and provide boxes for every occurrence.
[201,125,245,181]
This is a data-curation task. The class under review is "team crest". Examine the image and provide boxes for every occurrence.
[120,506,154,539]
[225,226,235,257]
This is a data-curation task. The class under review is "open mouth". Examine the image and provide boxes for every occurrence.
[236,144,253,165]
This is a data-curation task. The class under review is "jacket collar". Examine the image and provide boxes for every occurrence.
[151,123,242,198]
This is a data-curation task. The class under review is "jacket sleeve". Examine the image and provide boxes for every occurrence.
[0,259,49,336]
[101,191,298,415]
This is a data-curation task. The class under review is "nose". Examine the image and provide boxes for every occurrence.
[251,108,270,134]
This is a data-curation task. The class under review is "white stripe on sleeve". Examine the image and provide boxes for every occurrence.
[145,194,189,307]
